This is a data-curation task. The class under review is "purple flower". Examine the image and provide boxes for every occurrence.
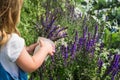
[87,32,91,41]
[48,25,59,38]
[111,69,118,80]
[48,16,56,27]
[64,46,69,59]
[83,26,88,38]
[100,42,104,50]
[105,16,109,21]
[71,43,77,59]
[60,45,65,57]
[97,58,103,73]
[75,31,79,44]
[49,76,53,80]
[102,54,120,79]
[64,46,69,66]
[55,27,68,37]
[78,37,84,50]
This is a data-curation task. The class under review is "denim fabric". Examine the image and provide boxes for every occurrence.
[18,68,28,80]
[0,63,27,80]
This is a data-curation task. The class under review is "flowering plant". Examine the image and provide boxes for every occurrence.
[28,1,120,80]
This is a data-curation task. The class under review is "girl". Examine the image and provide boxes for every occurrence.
[0,0,55,80]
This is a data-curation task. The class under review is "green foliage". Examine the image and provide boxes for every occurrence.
[18,0,44,45]
[103,28,120,49]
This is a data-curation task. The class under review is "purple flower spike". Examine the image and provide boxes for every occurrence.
[78,38,84,49]
[102,54,120,79]
[48,25,59,38]
[106,16,109,21]
[111,69,118,80]
[65,46,69,59]
[49,76,53,80]
[83,26,88,38]
[97,58,103,73]
[48,16,57,27]
[71,43,77,59]
[75,31,79,44]
[63,46,69,66]
[100,43,104,50]
[86,41,90,51]
[60,45,65,57]
[55,27,68,37]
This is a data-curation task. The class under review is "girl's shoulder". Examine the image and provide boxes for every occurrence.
[4,33,25,62]
[9,33,23,41]
[7,33,25,46]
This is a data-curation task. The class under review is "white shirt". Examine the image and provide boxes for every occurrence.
[0,33,25,78]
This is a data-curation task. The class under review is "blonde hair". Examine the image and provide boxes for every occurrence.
[0,0,23,46]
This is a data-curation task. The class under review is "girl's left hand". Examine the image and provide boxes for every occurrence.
[26,43,39,54]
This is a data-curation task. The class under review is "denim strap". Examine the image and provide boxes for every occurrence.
[0,63,28,80]
[18,67,28,80]
[0,63,13,80]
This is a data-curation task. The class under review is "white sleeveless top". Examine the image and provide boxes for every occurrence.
[0,33,25,78]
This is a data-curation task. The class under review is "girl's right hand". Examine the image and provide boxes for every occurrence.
[39,38,55,56]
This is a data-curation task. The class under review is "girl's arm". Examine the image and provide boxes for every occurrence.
[16,40,55,73]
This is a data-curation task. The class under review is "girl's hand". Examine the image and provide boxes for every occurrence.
[26,43,39,54]
[39,37,55,56]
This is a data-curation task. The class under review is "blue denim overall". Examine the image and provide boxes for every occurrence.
[0,63,28,80]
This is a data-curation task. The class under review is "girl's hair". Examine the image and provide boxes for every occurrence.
[0,0,23,46]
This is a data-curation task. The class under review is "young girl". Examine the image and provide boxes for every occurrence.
[0,0,55,80]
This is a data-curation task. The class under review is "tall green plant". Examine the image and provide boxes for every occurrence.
[18,0,44,45]
[103,28,120,49]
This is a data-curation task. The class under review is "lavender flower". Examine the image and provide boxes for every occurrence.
[111,69,118,80]
[97,58,103,73]
[49,76,53,80]
[102,54,120,79]
[105,16,109,21]
[64,46,69,66]
[64,46,69,59]
[78,38,84,49]
[47,25,59,38]
[86,41,90,51]
[100,42,104,50]
[48,16,56,27]
[71,43,77,59]
[74,31,79,44]
[55,27,68,37]
[83,26,88,38]
[39,12,67,41]
[61,45,65,58]
[87,32,91,41]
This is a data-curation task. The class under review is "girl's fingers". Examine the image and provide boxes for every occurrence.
[35,42,39,46]
[39,39,43,47]
[53,47,55,53]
